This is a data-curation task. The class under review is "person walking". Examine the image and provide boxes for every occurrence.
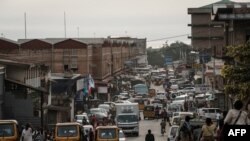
[177,116,192,141]
[214,120,224,141]
[199,118,216,141]
[89,128,94,141]
[216,111,221,127]
[160,119,166,135]
[145,129,155,141]
[21,123,33,141]
[224,100,250,125]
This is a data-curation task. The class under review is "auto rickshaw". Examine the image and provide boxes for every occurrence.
[149,88,156,97]
[134,98,145,111]
[143,105,155,119]
[55,122,84,141]
[0,120,19,141]
[95,126,119,141]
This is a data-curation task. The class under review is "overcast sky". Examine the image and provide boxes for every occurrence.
[0,0,248,48]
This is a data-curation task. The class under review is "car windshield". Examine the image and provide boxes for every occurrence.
[170,127,178,136]
[0,123,15,137]
[57,125,77,137]
[117,115,138,122]
[99,129,116,139]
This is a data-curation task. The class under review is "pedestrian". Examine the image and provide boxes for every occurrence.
[108,112,112,125]
[224,100,250,125]
[21,123,33,141]
[216,111,221,127]
[214,120,224,141]
[177,115,192,141]
[155,106,159,120]
[145,129,155,141]
[89,128,94,141]
[199,118,216,141]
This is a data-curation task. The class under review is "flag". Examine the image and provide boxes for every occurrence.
[88,74,95,88]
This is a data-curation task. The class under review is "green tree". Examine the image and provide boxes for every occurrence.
[147,41,191,67]
[221,41,250,102]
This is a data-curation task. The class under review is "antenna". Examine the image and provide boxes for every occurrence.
[64,12,67,38]
[24,12,27,39]
[77,27,79,38]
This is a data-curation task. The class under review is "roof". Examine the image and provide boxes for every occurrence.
[18,39,52,44]
[0,37,19,44]
[96,126,119,130]
[200,0,235,8]
[45,38,105,44]
[0,58,40,67]
[51,74,83,94]
[56,122,81,126]
[0,120,18,125]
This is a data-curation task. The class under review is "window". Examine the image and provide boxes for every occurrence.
[71,57,78,68]
[99,129,116,139]
[0,124,15,137]
[57,125,77,137]
[63,49,78,69]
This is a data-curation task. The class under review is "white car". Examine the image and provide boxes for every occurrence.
[170,116,181,126]
[75,113,89,124]
[167,125,179,141]
[98,104,111,113]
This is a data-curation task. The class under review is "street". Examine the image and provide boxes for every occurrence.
[127,112,170,141]
[127,83,170,141]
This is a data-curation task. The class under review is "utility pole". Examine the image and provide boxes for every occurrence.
[24,12,27,39]
[213,46,216,93]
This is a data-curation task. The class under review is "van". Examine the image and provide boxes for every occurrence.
[95,126,119,141]
[197,108,221,120]
[55,122,83,141]
[0,120,19,141]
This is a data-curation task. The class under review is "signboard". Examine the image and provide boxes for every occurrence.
[98,86,108,94]
[165,57,173,65]
[195,84,212,93]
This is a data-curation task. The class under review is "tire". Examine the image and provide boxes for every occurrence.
[135,132,139,136]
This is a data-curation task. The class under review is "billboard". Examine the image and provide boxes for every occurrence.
[165,57,173,65]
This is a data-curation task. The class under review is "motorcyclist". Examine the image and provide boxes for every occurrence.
[82,117,88,125]
[160,119,166,134]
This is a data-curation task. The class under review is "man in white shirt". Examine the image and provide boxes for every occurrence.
[224,100,250,125]
[216,112,221,127]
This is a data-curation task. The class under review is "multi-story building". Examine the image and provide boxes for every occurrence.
[188,0,250,109]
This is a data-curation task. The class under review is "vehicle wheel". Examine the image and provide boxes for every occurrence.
[135,132,139,136]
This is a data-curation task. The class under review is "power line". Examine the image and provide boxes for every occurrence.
[147,33,190,42]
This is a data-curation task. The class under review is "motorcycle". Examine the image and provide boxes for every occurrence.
[161,126,165,136]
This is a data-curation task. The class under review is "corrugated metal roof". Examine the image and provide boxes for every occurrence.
[44,38,105,45]
[200,0,235,8]
[0,37,19,45]
[18,39,52,44]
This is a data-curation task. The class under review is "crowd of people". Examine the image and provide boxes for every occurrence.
[145,99,250,141]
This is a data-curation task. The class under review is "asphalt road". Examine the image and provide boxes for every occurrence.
[127,83,170,141]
